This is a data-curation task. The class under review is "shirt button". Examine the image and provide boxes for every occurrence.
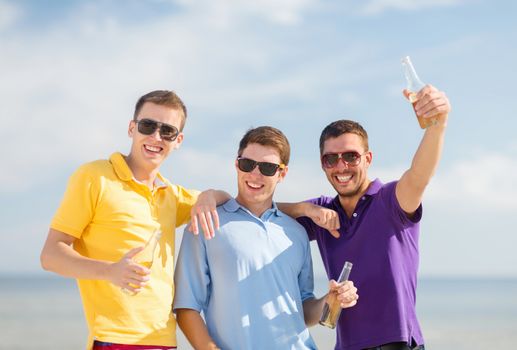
[353,213,358,217]
[361,196,366,200]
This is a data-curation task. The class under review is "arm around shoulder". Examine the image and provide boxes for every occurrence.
[190,189,231,239]
[278,201,341,238]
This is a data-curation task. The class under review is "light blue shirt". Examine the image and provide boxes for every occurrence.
[174,199,317,350]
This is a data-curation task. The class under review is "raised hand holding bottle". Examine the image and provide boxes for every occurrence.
[401,56,439,129]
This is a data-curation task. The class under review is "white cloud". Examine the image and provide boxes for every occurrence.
[171,0,317,26]
[0,0,21,31]
[427,152,517,211]
[244,0,316,25]
[360,0,465,15]
[0,1,375,193]
[273,149,517,214]
[368,151,517,213]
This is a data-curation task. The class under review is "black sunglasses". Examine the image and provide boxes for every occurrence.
[237,157,285,177]
[321,151,365,169]
[135,118,179,142]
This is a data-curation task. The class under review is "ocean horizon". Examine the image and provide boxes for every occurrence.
[1,274,516,349]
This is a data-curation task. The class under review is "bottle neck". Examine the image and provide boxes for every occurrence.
[402,57,425,91]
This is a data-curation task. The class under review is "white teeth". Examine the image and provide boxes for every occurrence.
[247,182,262,189]
[336,175,352,182]
[144,145,161,153]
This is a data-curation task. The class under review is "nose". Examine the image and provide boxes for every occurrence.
[335,158,350,170]
[150,128,163,141]
[250,164,262,176]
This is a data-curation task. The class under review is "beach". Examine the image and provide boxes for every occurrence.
[1,275,516,349]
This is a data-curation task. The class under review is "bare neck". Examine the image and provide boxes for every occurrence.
[125,155,159,189]
[338,179,371,218]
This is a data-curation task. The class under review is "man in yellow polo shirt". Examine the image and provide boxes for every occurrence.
[40,90,228,350]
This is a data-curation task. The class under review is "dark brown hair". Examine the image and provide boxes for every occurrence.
[238,126,290,165]
[133,90,187,131]
[319,120,369,154]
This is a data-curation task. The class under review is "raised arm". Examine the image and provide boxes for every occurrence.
[176,308,220,350]
[396,85,451,215]
[40,228,150,294]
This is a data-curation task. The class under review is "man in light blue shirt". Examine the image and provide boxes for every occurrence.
[174,126,358,350]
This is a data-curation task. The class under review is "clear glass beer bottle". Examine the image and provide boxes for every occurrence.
[319,261,353,329]
[123,229,162,296]
[401,56,438,128]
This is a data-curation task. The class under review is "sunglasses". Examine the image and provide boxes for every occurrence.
[135,118,179,142]
[321,151,365,169]
[237,157,285,176]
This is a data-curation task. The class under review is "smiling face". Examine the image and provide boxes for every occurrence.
[321,133,372,199]
[127,101,184,172]
[235,143,287,217]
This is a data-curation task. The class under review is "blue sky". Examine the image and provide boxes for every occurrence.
[1,0,516,277]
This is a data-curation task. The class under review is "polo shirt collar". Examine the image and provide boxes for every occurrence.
[365,178,383,196]
[109,152,168,189]
[223,198,284,217]
[110,152,133,181]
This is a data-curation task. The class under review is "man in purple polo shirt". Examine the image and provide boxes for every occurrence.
[279,85,450,350]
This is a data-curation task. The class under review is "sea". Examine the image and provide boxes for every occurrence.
[1,275,516,349]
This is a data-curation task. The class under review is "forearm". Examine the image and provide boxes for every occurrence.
[212,190,232,205]
[302,296,327,326]
[277,202,312,218]
[397,122,447,212]
[40,229,111,280]
[176,309,220,350]
[408,122,447,187]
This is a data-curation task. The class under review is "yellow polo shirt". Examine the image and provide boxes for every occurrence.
[51,152,199,348]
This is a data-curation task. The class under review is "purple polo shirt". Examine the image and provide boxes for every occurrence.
[298,179,424,350]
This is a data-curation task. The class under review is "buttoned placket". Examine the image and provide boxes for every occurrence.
[261,208,281,240]
[341,195,369,235]
[351,196,368,222]
[149,182,168,221]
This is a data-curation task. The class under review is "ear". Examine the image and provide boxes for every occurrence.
[364,151,373,168]
[277,165,289,183]
[128,120,135,138]
[173,132,184,149]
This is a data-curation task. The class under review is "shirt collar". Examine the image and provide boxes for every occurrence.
[222,198,284,217]
[109,152,168,189]
[110,152,133,181]
[365,178,383,196]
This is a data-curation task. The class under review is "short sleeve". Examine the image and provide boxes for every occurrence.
[298,236,315,302]
[173,226,211,313]
[50,164,100,238]
[382,181,423,229]
[173,185,200,227]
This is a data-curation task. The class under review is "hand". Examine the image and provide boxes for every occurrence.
[307,204,341,238]
[403,85,451,127]
[107,246,151,294]
[188,190,220,239]
[328,280,358,308]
